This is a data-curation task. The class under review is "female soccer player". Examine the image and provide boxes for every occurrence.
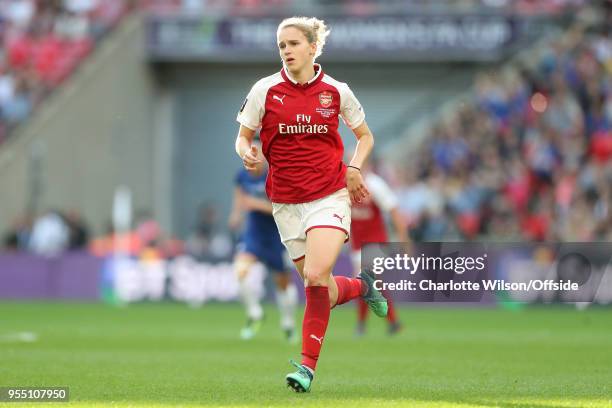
[235,16,387,393]
[350,156,408,336]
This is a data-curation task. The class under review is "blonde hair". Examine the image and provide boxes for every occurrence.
[277,16,330,60]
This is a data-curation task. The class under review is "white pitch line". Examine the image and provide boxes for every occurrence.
[0,332,38,343]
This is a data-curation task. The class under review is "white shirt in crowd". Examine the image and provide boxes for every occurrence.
[29,213,70,257]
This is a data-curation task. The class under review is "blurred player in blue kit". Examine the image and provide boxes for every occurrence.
[229,141,298,342]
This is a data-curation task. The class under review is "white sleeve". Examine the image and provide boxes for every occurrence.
[339,83,365,129]
[236,82,266,130]
[366,173,398,212]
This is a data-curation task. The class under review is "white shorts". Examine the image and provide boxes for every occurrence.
[272,188,351,261]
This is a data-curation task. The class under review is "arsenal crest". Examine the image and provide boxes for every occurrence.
[319,91,333,108]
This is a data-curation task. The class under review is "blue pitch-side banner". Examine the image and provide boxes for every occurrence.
[3,246,607,305]
[362,242,612,304]
[101,255,264,305]
[145,14,539,62]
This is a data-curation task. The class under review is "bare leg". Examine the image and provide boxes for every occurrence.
[303,228,345,308]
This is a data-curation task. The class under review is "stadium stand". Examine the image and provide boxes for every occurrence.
[394,20,611,241]
[140,0,587,16]
[0,0,129,144]
[1,0,607,254]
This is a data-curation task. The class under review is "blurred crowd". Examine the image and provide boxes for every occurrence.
[3,209,89,256]
[390,22,611,241]
[1,2,609,259]
[141,0,588,16]
[0,0,129,144]
[87,204,234,263]
[2,203,236,261]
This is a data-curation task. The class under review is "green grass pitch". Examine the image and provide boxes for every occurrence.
[0,302,611,407]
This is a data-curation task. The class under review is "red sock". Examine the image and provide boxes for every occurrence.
[382,290,397,324]
[357,297,369,322]
[333,276,366,306]
[301,286,330,370]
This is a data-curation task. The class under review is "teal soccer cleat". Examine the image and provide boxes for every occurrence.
[286,360,313,393]
[239,318,262,340]
[358,270,388,318]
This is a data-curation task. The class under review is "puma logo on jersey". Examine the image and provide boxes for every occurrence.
[333,213,345,223]
[273,94,286,104]
[309,334,323,345]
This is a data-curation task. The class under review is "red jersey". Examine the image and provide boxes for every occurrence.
[351,173,398,250]
[236,64,365,204]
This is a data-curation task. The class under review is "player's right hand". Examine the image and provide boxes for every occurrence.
[242,145,262,171]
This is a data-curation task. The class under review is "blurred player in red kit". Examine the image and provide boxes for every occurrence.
[235,16,388,392]
[349,156,409,336]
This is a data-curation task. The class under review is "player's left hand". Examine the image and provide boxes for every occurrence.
[346,167,370,204]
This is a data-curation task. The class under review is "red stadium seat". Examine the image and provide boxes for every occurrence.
[591,131,612,162]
